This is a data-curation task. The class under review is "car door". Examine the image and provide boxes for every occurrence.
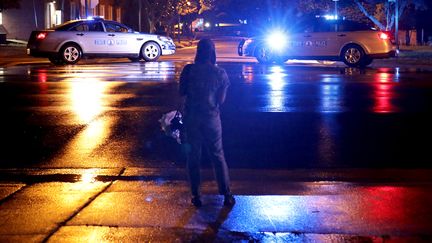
[103,22,140,54]
[299,20,340,57]
[69,21,107,54]
[284,23,313,57]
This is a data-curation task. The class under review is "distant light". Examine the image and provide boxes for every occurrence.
[239,19,247,24]
[218,23,240,27]
[324,14,338,20]
[0,12,2,25]
[204,22,210,28]
[55,10,62,25]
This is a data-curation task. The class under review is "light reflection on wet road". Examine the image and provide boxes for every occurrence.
[0,62,431,169]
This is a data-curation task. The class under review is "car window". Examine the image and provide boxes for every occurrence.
[337,21,373,31]
[314,21,337,32]
[104,22,129,33]
[70,23,89,31]
[88,22,104,32]
[300,19,336,33]
[54,21,80,31]
[67,22,103,32]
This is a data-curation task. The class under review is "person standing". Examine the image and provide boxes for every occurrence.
[179,38,235,207]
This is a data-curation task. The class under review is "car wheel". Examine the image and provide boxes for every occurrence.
[49,56,64,65]
[254,45,273,64]
[341,44,365,67]
[141,42,161,62]
[60,44,82,64]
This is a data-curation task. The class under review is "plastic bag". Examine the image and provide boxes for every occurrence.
[159,110,183,144]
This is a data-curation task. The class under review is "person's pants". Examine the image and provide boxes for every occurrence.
[184,114,231,197]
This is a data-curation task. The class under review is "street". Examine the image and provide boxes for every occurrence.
[1,38,432,242]
[1,39,432,169]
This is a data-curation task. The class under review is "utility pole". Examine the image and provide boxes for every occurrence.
[85,0,89,18]
[177,3,181,43]
[395,0,399,50]
[388,0,399,50]
[138,0,142,32]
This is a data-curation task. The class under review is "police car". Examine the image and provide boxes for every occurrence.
[27,17,176,65]
[238,18,396,67]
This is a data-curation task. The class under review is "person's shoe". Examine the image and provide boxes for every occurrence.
[223,194,235,207]
[191,196,202,207]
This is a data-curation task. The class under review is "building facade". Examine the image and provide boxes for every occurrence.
[1,0,122,41]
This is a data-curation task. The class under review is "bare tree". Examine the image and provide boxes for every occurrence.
[352,0,426,30]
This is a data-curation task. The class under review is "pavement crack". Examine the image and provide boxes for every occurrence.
[0,184,27,205]
[41,167,126,243]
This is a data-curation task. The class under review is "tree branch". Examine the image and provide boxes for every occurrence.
[353,0,385,30]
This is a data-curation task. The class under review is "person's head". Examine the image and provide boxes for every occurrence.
[194,38,216,65]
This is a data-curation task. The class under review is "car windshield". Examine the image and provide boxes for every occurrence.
[52,20,81,30]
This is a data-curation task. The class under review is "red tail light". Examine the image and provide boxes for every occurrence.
[379,32,389,40]
[36,32,48,40]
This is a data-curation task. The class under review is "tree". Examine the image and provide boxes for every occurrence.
[198,0,215,14]
[352,0,426,30]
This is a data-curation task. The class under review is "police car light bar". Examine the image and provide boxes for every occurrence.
[86,16,104,20]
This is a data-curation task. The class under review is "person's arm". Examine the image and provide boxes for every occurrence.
[179,64,191,97]
[216,69,230,105]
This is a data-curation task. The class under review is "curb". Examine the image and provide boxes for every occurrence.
[1,167,432,183]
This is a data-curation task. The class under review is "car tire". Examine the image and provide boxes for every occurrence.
[254,45,273,64]
[60,44,82,64]
[341,44,365,67]
[49,56,64,65]
[141,42,161,62]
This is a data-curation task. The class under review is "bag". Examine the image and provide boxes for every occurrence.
[159,110,183,144]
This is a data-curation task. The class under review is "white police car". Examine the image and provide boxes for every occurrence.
[27,17,176,65]
[238,18,396,67]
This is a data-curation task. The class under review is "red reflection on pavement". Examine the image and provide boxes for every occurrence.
[360,186,416,230]
[372,73,398,113]
[242,65,254,84]
[38,70,47,83]
[37,69,49,106]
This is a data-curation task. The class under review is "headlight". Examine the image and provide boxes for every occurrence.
[266,30,287,51]
[157,35,172,42]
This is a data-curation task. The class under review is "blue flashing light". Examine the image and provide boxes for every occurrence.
[266,30,288,51]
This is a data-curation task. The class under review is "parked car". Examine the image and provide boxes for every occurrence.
[27,17,176,65]
[238,17,396,67]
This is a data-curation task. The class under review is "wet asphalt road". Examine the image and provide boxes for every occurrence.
[0,53,432,169]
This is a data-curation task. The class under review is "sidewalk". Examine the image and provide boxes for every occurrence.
[1,167,432,242]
